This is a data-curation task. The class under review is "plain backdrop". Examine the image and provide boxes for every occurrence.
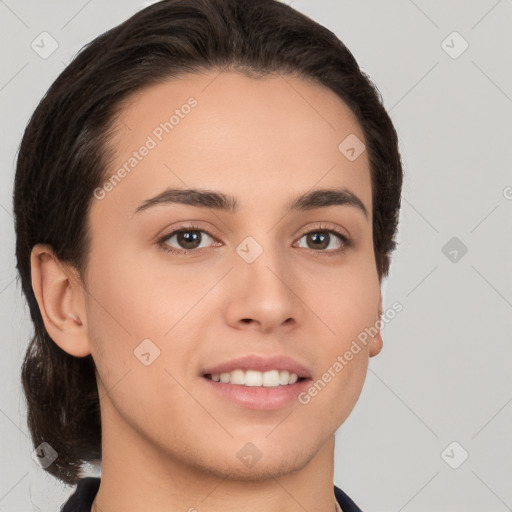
[1,1,511,511]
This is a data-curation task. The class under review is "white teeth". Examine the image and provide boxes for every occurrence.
[245,370,263,387]
[278,370,289,385]
[208,369,301,387]
[263,369,280,387]
[230,369,245,385]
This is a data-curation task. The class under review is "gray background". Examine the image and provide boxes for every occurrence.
[1,0,511,510]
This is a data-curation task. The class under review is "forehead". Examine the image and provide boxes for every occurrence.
[91,71,372,221]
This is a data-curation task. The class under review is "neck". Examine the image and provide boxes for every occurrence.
[92,403,339,512]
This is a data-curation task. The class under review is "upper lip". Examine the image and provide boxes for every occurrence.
[202,354,312,379]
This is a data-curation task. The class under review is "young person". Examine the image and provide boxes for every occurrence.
[14,0,403,510]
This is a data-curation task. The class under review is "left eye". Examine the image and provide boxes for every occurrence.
[295,230,347,252]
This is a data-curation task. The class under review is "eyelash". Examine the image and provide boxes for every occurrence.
[157,222,352,257]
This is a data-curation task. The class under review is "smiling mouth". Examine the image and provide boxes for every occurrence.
[203,369,309,387]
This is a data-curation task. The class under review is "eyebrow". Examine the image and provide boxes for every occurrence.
[133,187,368,219]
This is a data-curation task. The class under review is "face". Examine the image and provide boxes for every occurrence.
[81,71,382,480]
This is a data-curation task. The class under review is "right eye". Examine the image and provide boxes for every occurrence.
[157,224,221,255]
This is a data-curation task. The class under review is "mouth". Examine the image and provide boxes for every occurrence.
[203,369,309,387]
[200,355,313,410]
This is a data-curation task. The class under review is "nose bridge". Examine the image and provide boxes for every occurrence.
[231,231,298,321]
[235,232,288,287]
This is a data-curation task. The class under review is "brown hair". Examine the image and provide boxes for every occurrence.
[14,0,403,485]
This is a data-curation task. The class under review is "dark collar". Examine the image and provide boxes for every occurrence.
[62,477,363,512]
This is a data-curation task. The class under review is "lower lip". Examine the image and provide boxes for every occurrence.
[202,376,312,410]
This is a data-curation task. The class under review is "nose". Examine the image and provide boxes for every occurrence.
[223,241,302,333]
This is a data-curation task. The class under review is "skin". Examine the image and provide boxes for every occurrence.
[31,71,383,512]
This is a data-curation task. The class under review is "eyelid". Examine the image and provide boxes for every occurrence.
[298,221,350,242]
[155,220,220,240]
[156,222,220,254]
[157,221,352,255]
[294,222,352,256]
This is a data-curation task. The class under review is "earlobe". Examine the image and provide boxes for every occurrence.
[369,292,384,357]
[369,332,383,357]
[30,244,91,357]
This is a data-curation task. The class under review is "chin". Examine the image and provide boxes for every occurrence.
[195,442,319,482]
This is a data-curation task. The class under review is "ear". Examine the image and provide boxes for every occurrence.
[369,292,383,357]
[30,243,91,357]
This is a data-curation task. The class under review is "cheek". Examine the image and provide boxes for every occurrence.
[308,260,380,343]
[85,270,192,433]
[300,314,373,427]
[86,248,183,340]
[304,360,369,429]
[85,250,203,391]
[299,264,379,418]
[83,254,164,393]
